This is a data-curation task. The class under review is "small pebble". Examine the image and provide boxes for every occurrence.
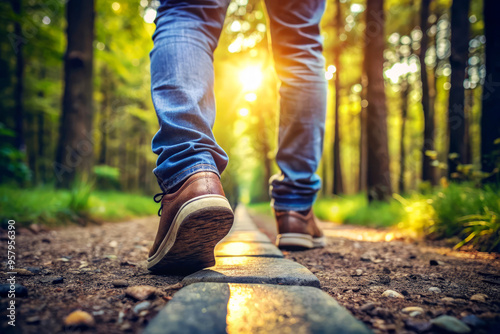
[26,316,40,324]
[461,314,486,328]
[431,315,471,333]
[64,310,95,328]
[402,307,424,314]
[404,319,432,332]
[13,268,34,276]
[353,269,363,276]
[410,311,423,317]
[26,267,41,274]
[428,287,441,293]
[112,280,129,288]
[470,293,487,303]
[382,290,404,298]
[0,284,28,297]
[133,301,151,314]
[125,285,157,301]
[360,302,376,312]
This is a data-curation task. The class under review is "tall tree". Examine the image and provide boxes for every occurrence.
[55,0,95,187]
[399,76,409,193]
[333,0,344,195]
[447,0,470,178]
[11,0,25,153]
[481,0,500,182]
[364,0,392,201]
[419,0,438,185]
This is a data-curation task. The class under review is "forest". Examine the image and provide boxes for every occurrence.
[1,0,499,251]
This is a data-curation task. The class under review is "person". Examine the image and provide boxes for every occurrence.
[148,0,327,274]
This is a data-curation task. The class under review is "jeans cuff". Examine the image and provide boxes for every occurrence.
[156,163,220,193]
[271,196,316,211]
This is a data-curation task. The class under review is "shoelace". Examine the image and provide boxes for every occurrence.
[153,192,167,216]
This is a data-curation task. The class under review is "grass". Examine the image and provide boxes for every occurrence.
[0,185,158,227]
[247,194,403,228]
[247,183,500,252]
[314,194,404,228]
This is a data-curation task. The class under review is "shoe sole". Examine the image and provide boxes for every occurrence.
[277,233,326,250]
[147,195,234,274]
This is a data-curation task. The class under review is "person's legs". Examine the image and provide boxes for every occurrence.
[264,0,328,211]
[148,0,234,274]
[150,0,231,193]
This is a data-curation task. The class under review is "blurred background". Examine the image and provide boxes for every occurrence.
[1,0,499,251]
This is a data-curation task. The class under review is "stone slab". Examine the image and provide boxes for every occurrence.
[230,206,259,232]
[215,241,283,258]
[182,257,320,287]
[220,230,272,244]
[144,283,372,334]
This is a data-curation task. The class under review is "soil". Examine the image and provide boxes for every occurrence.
[1,213,500,334]
[252,213,500,334]
[0,217,182,334]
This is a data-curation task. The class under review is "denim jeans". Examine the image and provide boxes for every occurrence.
[151,0,327,211]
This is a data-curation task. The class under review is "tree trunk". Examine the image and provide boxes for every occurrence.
[55,0,95,187]
[333,0,344,195]
[359,98,368,193]
[364,0,393,201]
[11,0,25,153]
[38,112,45,182]
[419,0,438,185]
[98,66,110,165]
[447,0,470,178]
[399,80,409,193]
[481,0,500,183]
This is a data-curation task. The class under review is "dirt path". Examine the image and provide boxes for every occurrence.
[252,213,500,333]
[1,214,500,333]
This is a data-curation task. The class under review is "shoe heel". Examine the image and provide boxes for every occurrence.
[276,233,314,249]
[147,195,234,274]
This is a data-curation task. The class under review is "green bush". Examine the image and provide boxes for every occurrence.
[0,185,157,227]
[93,165,121,190]
[314,194,403,228]
[0,123,31,185]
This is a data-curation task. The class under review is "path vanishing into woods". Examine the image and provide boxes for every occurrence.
[1,206,500,333]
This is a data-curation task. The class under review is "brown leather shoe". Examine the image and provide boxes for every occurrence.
[274,209,326,249]
[147,172,234,274]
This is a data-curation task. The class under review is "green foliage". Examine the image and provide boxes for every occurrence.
[93,165,121,190]
[430,183,500,250]
[0,185,157,227]
[87,191,157,221]
[314,194,404,228]
[68,181,93,215]
[0,123,31,184]
[396,183,500,251]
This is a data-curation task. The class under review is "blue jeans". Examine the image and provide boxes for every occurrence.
[151,0,327,211]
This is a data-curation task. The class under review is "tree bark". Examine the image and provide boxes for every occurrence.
[11,0,25,153]
[98,66,110,165]
[333,0,344,195]
[55,0,95,187]
[364,0,393,201]
[419,0,438,185]
[447,0,470,178]
[399,80,409,193]
[481,0,500,182]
